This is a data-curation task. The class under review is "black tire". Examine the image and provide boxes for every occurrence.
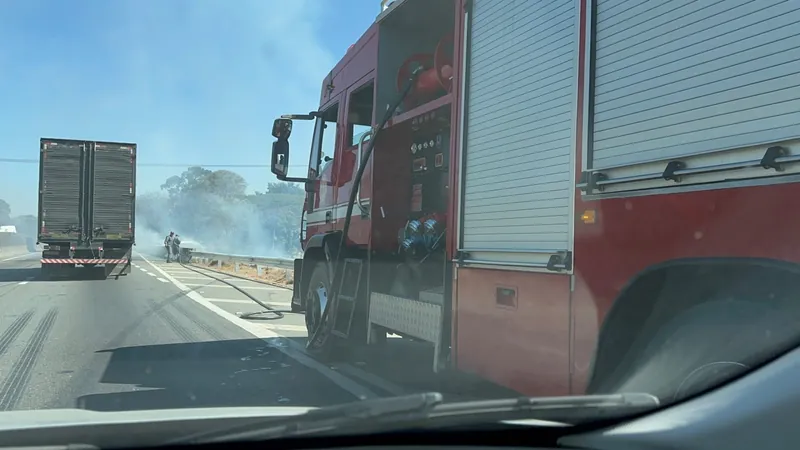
[304,261,338,360]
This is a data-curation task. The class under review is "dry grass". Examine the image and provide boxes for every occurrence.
[196,260,293,288]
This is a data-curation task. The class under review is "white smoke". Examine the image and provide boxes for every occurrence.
[135,186,303,259]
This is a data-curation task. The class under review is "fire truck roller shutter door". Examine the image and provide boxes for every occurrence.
[458,0,577,268]
[584,0,800,194]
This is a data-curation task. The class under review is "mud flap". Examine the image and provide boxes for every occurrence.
[291,258,303,310]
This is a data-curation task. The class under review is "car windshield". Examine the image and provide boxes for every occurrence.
[1,0,799,445]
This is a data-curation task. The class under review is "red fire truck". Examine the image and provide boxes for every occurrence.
[270,0,800,399]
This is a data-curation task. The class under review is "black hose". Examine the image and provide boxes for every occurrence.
[307,67,424,349]
[179,261,297,320]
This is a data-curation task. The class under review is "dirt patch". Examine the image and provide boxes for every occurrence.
[196,260,293,288]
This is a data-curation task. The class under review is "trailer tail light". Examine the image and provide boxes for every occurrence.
[581,210,596,224]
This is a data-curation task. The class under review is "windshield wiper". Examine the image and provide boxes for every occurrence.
[170,392,445,444]
[428,392,659,425]
[170,392,659,443]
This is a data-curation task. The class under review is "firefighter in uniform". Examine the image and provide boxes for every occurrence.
[164,231,175,263]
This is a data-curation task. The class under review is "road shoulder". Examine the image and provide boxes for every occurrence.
[136,252,378,401]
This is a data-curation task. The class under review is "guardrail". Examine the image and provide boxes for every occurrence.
[190,251,295,269]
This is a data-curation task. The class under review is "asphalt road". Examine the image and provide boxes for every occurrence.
[0,251,516,413]
[0,252,362,412]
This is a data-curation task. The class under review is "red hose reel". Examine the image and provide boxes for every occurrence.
[396,33,454,109]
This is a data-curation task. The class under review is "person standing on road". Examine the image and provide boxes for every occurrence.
[171,234,182,263]
[164,231,175,263]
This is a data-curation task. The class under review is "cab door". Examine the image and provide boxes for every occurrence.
[334,76,375,246]
[305,99,343,238]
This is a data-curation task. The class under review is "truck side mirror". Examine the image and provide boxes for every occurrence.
[271,139,290,178]
[272,118,293,140]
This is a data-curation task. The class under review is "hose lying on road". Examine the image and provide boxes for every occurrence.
[178,261,300,321]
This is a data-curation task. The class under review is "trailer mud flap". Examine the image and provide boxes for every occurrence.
[291,258,303,308]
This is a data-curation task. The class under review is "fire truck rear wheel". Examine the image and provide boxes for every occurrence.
[304,261,338,360]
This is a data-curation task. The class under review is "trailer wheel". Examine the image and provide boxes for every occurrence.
[304,261,338,360]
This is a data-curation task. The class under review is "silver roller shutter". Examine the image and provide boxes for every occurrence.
[460,0,576,268]
[591,0,800,170]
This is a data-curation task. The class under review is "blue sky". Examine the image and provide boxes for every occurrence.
[0,0,375,216]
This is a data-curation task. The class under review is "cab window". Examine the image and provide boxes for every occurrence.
[308,102,339,177]
[347,82,374,147]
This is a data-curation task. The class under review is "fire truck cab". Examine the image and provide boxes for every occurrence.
[271,0,458,368]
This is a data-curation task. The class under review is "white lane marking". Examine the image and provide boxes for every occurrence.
[264,324,307,332]
[157,277,169,283]
[155,267,194,273]
[137,252,376,400]
[0,253,35,262]
[183,283,282,291]
[205,298,260,305]
[17,275,35,285]
[172,276,215,280]
[148,272,157,277]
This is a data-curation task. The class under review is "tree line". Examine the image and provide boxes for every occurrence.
[136,166,305,258]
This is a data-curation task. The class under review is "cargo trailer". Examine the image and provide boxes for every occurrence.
[37,138,136,279]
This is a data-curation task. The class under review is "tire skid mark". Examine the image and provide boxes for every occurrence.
[148,299,196,343]
[169,301,227,341]
[0,310,35,359]
[0,308,58,410]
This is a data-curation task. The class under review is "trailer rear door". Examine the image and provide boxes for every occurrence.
[457,0,577,270]
[38,139,85,240]
[580,0,800,196]
[91,142,136,241]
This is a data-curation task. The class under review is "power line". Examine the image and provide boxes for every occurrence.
[0,157,306,168]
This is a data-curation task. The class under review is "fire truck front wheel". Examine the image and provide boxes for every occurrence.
[303,261,338,359]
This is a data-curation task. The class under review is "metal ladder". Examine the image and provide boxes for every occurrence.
[331,258,364,338]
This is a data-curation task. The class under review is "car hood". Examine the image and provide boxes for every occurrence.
[0,406,315,431]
